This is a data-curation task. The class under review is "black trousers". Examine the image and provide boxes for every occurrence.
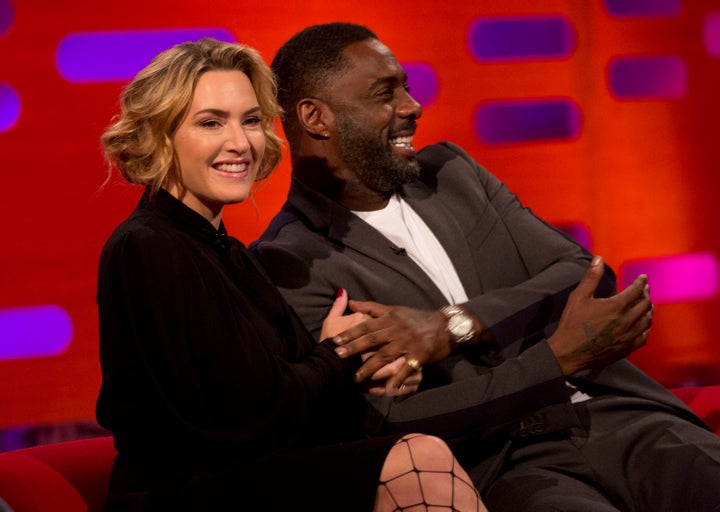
[484,395,720,512]
[104,434,401,512]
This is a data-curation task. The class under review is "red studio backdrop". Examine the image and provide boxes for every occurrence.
[1,0,719,430]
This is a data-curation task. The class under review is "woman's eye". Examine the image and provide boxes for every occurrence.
[200,119,221,128]
[244,116,262,126]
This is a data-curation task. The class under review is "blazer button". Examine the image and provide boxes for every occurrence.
[518,415,546,437]
[528,420,545,435]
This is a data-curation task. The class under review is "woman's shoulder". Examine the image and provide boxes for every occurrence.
[106,205,164,238]
[101,208,181,264]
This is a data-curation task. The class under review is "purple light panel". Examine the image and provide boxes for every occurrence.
[0,305,73,360]
[603,0,682,17]
[0,0,12,36]
[473,99,581,145]
[403,62,439,107]
[554,222,592,251]
[0,82,19,132]
[608,55,687,99]
[468,16,575,62]
[620,252,719,304]
[55,27,236,83]
[703,13,720,57]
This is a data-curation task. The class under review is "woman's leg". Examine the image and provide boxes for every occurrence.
[374,433,487,512]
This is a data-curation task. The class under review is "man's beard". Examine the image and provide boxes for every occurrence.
[336,113,420,195]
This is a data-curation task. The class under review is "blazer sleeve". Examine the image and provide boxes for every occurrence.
[425,142,617,351]
[362,342,580,440]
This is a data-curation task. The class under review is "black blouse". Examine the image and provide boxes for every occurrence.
[96,190,392,509]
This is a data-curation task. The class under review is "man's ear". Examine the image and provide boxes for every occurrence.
[297,98,333,140]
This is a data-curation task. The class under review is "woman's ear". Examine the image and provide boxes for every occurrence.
[297,98,333,140]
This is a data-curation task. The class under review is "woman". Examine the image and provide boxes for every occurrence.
[97,38,485,511]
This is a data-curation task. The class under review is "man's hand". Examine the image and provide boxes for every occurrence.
[548,255,653,376]
[333,302,454,393]
[322,291,425,394]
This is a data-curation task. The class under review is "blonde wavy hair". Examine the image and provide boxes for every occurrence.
[101,38,283,194]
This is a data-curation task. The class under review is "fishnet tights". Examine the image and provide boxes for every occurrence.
[374,434,487,512]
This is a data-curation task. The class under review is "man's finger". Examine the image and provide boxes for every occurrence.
[572,255,605,298]
[333,315,387,350]
[334,336,374,358]
[623,292,653,327]
[355,350,400,382]
[611,274,649,311]
[348,299,391,318]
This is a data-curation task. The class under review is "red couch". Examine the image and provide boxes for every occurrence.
[670,384,720,434]
[0,386,717,511]
[0,436,115,512]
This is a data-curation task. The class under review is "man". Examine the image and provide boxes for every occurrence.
[251,23,720,511]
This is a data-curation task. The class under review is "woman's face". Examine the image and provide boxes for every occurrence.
[167,70,266,227]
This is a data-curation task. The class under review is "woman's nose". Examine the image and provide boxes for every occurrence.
[226,123,251,152]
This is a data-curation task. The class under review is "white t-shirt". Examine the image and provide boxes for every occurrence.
[352,193,468,305]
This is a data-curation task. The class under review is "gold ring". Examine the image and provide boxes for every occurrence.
[406,357,422,373]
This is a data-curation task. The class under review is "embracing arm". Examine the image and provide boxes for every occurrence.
[340,257,653,438]
[363,342,572,439]
[441,142,617,349]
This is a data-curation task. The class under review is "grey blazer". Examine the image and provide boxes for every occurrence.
[251,141,705,485]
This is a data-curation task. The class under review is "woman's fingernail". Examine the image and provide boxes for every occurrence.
[336,288,344,298]
[335,346,347,357]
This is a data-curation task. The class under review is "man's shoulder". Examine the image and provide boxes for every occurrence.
[417,141,473,166]
[412,142,489,191]
[249,203,309,253]
[418,141,466,155]
[249,202,331,289]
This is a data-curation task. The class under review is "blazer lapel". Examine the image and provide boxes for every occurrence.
[403,179,484,299]
[289,177,449,305]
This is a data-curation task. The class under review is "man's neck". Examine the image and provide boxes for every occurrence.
[340,182,392,211]
[293,156,392,212]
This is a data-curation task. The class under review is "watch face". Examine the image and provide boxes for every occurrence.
[442,306,475,344]
[450,315,474,336]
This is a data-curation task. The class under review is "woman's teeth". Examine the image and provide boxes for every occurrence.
[215,163,247,173]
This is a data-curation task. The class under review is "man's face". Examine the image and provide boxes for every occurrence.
[327,39,423,195]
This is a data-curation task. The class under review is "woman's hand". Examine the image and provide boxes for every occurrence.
[320,289,367,340]
[322,290,421,396]
[365,355,423,396]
